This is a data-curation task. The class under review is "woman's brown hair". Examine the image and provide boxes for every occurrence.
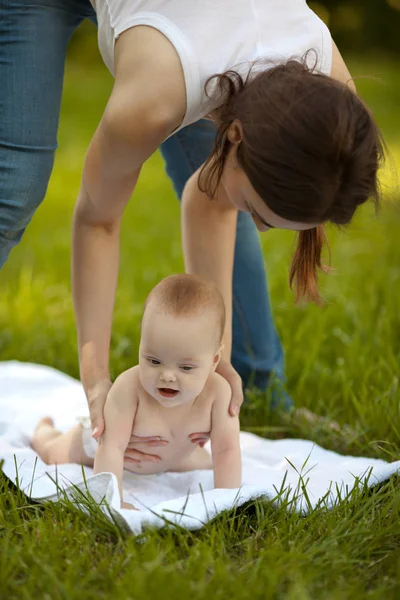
[199,57,385,303]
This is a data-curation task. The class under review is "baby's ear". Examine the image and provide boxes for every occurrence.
[212,344,224,371]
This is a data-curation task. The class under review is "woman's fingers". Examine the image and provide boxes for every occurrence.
[188,432,210,440]
[228,369,244,416]
[87,379,113,439]
[191,439,208,448]
[190,438,209,446]
[129,435,164,442]
[89,406,104,440]
[188,431,210,438]
[189,432,210,446]
[216,360,244,416]
[127,439,168,448]
[123,449,161,462]
[127,434,169,448]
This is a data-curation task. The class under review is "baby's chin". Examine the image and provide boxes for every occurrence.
[154,393,195,409]
[156,400,186,409]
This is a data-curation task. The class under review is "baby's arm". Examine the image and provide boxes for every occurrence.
[93,369,138,504]
[210,377,241,488]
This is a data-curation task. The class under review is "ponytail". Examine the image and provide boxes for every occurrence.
[289,226,330,304]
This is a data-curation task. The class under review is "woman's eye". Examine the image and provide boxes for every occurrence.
[181,366,194,371]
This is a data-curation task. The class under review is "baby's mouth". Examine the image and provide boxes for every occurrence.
[158,387,179,398]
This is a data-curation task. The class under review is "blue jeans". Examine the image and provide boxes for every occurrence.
[0,0,292,409]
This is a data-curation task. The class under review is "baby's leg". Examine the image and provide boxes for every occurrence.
[31,418,93,467]
[173,447,212,472]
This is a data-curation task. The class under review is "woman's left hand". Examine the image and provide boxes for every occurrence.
[124,434,169,463]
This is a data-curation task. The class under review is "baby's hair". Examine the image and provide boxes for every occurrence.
[143,274,226,344]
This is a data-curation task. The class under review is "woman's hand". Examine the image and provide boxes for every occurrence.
[216,358,244,416]
[124,434,169,464]
[88,379,171,463]
[87,378,113,439]
[188,432,211,447]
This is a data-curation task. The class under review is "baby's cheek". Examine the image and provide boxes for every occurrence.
[192,374,208,394]
[139,368,153,393]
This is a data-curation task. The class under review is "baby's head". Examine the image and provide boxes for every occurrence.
[139,274,226,408]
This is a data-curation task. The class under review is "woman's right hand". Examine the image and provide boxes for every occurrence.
[88,379,169,462]
[87,378,113,439]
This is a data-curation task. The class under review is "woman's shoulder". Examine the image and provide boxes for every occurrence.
[113,26,187,132]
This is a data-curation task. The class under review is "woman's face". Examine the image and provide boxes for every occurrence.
[221,143,318,233]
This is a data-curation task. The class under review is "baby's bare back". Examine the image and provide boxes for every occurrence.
[123,373,219,475]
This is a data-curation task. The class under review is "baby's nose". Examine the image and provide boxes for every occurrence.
[161,370,176,382]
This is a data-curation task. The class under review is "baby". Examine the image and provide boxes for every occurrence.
[31,274,241,509]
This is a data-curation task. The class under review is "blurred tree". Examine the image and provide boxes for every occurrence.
[69,2,400,60]
[309,0,400,53]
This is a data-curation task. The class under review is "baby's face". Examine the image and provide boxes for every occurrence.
[139,307,221,408]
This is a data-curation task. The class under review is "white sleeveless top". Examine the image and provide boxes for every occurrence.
[92,0,332,134]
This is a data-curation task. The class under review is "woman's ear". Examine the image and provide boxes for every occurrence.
[227,119,243,144]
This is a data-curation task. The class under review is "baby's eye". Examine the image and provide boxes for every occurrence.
[180,365,194,371]
[147,358,161,365]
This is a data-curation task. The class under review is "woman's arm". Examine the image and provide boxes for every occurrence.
[73,29,186,435]
[181,171,244,415]
[181,170,237,361]
[72,110,166,403]
[73,104,170,428]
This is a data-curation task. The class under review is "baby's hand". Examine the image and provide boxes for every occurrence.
[121,501,140,511]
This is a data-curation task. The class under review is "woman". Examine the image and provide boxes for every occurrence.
[0,1,383,461]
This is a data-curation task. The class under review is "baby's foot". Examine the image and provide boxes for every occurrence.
[31,417,57,458]
[34,416,55,434]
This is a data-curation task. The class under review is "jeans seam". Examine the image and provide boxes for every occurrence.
[0,233,16,245]
[0,141,57,152]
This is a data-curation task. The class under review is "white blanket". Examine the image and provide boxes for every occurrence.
[1,361,399,534]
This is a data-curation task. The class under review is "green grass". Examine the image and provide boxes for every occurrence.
[1,43,400,598]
